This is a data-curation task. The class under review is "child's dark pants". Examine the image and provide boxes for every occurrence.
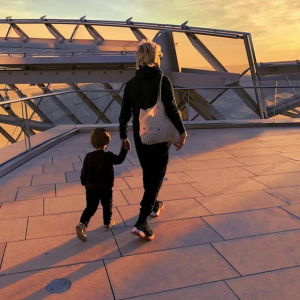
[80,188,113,227]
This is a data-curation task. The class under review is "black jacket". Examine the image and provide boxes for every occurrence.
[119,65,186,140]
[80,148,127,189]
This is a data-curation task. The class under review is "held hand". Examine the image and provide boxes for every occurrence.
[174,132,187,151]
[121,138,131,151]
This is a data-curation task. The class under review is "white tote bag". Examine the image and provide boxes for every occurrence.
[139,76,180,145]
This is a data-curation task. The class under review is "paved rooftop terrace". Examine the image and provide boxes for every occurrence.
[2,127,300,299]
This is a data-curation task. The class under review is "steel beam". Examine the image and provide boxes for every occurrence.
[45,24,64,42]
[101,83,123,106]
[9,23,29,41]
[186,33,227,72]
[7,84,53,124]
[0,125,16,143]
[130,27,147,41]
[36,84,82,124]
[267,95,300,116]
[0,114,54,131]
[179,89,226,120]
[68,83,111,123]
[84,24,104,42]
[0,69,136,84]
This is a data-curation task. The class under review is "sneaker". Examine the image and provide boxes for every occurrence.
[76,223,86,242]
[131,223,155,241]
[104,220,116,231]
[150,201,164,217]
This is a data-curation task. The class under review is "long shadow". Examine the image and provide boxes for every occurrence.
[1,127,299,299]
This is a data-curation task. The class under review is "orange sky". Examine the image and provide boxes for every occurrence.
[0,0,299,63]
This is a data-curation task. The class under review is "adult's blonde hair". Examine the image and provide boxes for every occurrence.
[135,40,163,68]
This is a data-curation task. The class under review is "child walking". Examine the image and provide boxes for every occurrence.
[76,128,129,242]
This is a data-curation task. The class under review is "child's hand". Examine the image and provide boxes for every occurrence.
[121,139,131,151]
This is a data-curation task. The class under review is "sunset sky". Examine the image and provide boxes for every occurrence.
[0,0,299,63]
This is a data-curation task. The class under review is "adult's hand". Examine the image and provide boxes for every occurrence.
[175,132,187,151]
[121,138,131,151]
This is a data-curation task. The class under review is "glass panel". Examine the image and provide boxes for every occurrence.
[0,24,10,37]
[93,26,136,41]
[54,24,77,39]
[17,24,53,39]
[73,25,94,40]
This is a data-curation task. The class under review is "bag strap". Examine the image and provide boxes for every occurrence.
[157,75,163,103]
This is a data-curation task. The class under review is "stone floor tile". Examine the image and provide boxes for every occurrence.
[233,154,291,166]
[118,199,211,226]
[204,207,300,239]
[221,141,269,150]
[265,186,300,204]
[186,167,253,181]
[121,184,202,204]
[65,170,80,182]
[273,145,300,153]
[113,218,223,256]
[227,148,279,157]
[105,244,239,299]
[43,162,75,174]
[0,187,18,203]
[17,184,55,200]
[73,161,83,171]
[196,191,285,214]
[0,175,32,188]
[44,194,85,214]
[53,156,81,164]
[0,218,27,242]
[22,157,53,167]
[0,261,114,300]
[1,232,120,275]
[0,243,6,267]
[124,173,195,189]
[5,165,43,177]
[0,199,43,220]
[191,178,268,196]
[241,162,300,176]
[130,281,239,300]
[213,230,300,275]
[179,151,234,162]
[282,151,300,160]
[114,178,130,190]
[183,158,244,171]
[114,166,133,177]
[254,172,300,188]
[281,203,300,218]
[56,182,85,196]
[26,208,124,239]
[32,173,66,185]
[226,266,300,300]
[262,139,300,147]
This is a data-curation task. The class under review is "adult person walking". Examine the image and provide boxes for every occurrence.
[119,40,187,241]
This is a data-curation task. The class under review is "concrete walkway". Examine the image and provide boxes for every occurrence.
[2,127,300,299]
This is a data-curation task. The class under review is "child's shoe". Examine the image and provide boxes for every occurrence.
[131,223,155,241]
[76,223,87,242]
[150,201,164,217]
[104,220,116,230]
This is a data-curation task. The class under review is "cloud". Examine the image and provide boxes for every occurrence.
[0,0,298,61]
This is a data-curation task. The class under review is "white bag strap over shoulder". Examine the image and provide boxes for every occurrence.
[157,75,163,104]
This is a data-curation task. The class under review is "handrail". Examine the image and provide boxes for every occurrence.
[1,85,300,106]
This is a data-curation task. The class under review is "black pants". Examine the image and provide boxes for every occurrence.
[80,188,113,227]
[134,134,170,226]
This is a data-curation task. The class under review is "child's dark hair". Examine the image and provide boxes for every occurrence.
[90,128,111,149]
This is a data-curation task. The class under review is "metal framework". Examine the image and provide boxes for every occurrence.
[0,17,298,146]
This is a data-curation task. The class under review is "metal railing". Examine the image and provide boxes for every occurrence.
[0,84,300,167]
